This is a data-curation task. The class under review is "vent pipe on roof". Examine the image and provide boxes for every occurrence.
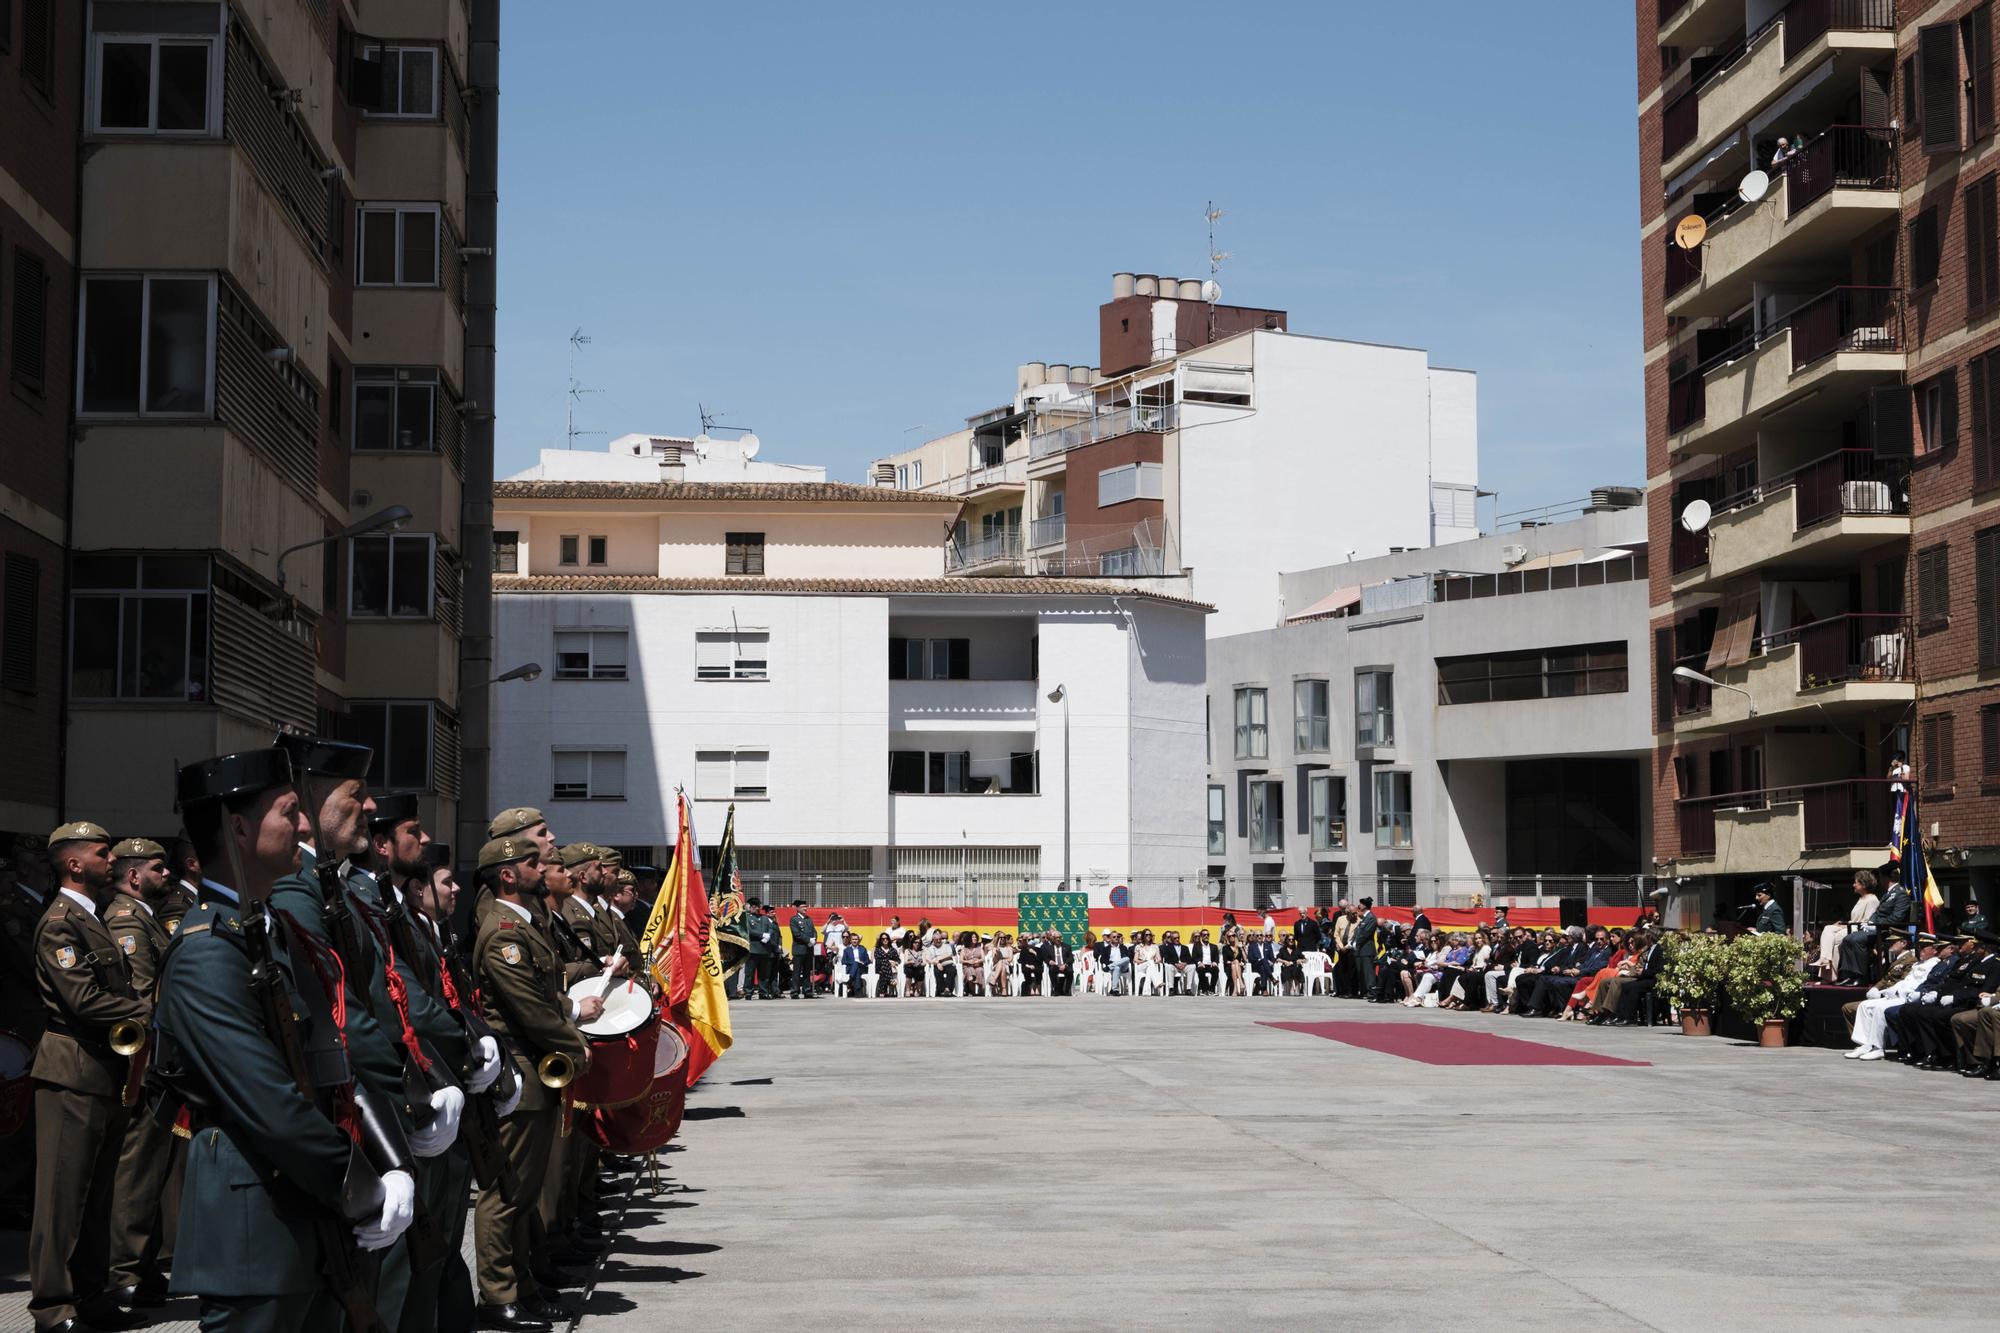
[1112,272,1135,299]
[1133,274,1158,297]
[1020,362,1047,390]
[1177,278,1203,299]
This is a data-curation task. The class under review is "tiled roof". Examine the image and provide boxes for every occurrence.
[494,574,1214,612]
[492,479,960,504]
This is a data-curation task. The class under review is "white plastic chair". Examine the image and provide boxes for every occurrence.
[832,962,850,998]
[1076,955,1099,996]
[1134,961,1164,996]
[1303,952,1331,997]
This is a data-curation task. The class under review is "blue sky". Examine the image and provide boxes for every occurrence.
[494,2,1642,517]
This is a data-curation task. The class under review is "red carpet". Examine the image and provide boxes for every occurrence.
[1261,1021,1648,1067]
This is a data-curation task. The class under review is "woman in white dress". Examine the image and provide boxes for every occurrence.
[1815,871,1880,981]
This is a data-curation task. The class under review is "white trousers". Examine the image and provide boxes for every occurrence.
[1851,996,1901,1050]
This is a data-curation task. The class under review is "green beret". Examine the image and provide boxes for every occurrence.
[48,821,113,849]
[110,838,167,861]
[486,807,546,839]
[477,835,540,872]
[558,843,599,869]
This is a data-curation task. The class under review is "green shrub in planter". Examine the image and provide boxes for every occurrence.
[1662,932,1728,1011]
[1723,932,1807,1024]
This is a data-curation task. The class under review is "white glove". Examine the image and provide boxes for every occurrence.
[1866,989,1881,999]
[1926,993,1943,1005]
[468,1036,502,1094]
[496,1074,523,1118]
[354,1168,416,1251]
[410,1085,464,1158]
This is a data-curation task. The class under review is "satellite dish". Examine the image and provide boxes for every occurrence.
[1680,498,1712,533]
[738,432,761,459]
[1200,279,1221,303]
[1673,214,1708,250]
[1739,169,1771,203]
[691,432,711,461]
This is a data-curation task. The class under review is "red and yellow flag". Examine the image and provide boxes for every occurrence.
[641,789,732,1085]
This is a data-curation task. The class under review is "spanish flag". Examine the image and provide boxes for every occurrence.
[641,789,732,1085]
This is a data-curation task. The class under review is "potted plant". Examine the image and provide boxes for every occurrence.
[1724,932,1807,1047]
[1662,932,1726,1036]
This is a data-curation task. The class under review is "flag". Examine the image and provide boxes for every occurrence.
[1898,782,1946,935]
[714,802,741,917]
[642,789,732,1085]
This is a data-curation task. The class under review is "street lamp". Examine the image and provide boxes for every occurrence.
[491,662,542,684]
[1047,683,1069,894]
[268,504,415,614]
[1671,664,1757,717]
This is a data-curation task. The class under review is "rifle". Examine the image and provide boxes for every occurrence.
[244,913,391,1333]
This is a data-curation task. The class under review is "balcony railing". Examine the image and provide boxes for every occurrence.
[1659,0,1690,22]
[936,458,1026,495]
[1670,523,1710,574]
[1789,448,1905,529]
[1783,125,1897,215]
[1676,778,1891,857]
[1662,87,1699,161]
[947,528,1022,571]
[1760,612,1910,685]
[1665,239,1703,299]
[1786,285,1899,370]
[1028,513,1066,549]
[1781,0,1895,63]
[1028,402,1177,458]
[1667,363,1706,433]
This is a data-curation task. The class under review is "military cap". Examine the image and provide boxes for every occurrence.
[598,846,624,868]
[557,843,600,869]
[110,837,167,861]
[486,807,546,839]
[615,868,636,885]
[1975,928,2000,948]
[422,842,452,870]
[48,820,114,849]
[274,734,372,781]
[368,792,421,829]
[476,835,539,872]
[177,747,295,810]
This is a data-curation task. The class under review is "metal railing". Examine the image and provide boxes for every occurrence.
[1781,0,1895,63]
[1670,522,1710,574]
[1760,612,1910,685]
[1674,778,1892,856]
[936,459,1026,495]
[1783,124,1897,215]
[1668,363,1706,432]
[1028,402,1177,458]
[1786,285,1900,369]
[947,528,1022,571]
[1790,448,1905,529]
[1664,232,1703,297]
[1663,87,1699,160]
[1659,0,1691,23]
[1028,513,1066,549]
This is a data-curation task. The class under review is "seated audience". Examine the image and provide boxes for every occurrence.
[1277,935,1305,995]
[1814,871,1880,982]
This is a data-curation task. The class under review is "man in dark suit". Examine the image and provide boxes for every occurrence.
[1838,876,1911,982]
[1190,931,1221,994]
[1882,942,1977,1062]
[1898,936,1999,1068]
[1353,900,1381,1000]
[1410,907,1433,937]
[1512,933,1582,1015]
[1750,884,1787,935]
[1160,933,1192,993]
[1246,934,1277,995]
[1292,912,1321,955]
[1043,931,1076,996]
[838,939,873,998]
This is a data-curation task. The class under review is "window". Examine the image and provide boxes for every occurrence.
[78,274,215,416]
[559,536,579,566]
[69,554,209,701]
[1983,705,2000,779]
[348,701,433,791]
[91,34,215,134]
[2,554,38,692]
[894,461,922,489]
[1922,22,1963,153]
[1918,545,1950,628]
[697,630,769,680]
[1921,714,1955,789]
[1310,773,1346,851]
[585,535,608,567]
[1977,525,2000,669]
[886,750,992,794]
[1294,678,1329,752]
[555,629,628,681]
[888,637,968,680]
[1911,208,1940,288]
[1097,547,1160,576]
[1431,482,1478,531]
[1207,784,1226,855]
[357,205,440,287]
[1233,686,1268,759]
[1374,770,1413,849]
[1436,642,1629,704]
[1181,364,1252,406]
[1966,4,1995,141]
[725,532,765,576]
[349,534,434,619]
[359,44,438,117]
[1098,462,1164,506]
[1972,351,2000,488]
[696,749,769,800]
[1247,778,1283,853]
[21,0,51,97]
[1356,670,1394,747]
[493,530,518,574]
[1965,176,1999,318]
[353,367,438,451]
[1919,370,1957,456]
[11,248,45,391]
[553,748,626,800]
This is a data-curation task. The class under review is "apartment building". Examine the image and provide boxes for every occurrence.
[1641,0,2000,923]
[871,273,1480,639]
[0,2,79,841]
[1206,505,1653,912]
[489,463,1211,906]
[52,0,497,841]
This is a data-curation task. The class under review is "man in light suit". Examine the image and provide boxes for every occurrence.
[1094,933,1132,996]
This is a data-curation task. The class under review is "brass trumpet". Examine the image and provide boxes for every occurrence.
[112,1018,150,1109]
[109,1018,147,1056]
[536,1051,576,1089]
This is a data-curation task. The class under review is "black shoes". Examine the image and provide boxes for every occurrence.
[111,1282,168,1309]
[477,1303,553,1332]
[531,1263,587,1290]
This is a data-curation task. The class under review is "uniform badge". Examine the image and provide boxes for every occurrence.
[501,943,523,964]
[55,946,77,970]
[119,935,137,955]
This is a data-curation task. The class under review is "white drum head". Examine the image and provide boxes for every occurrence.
[571,978,653,1037]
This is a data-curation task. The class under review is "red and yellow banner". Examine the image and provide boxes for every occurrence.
[641,791,732,1086]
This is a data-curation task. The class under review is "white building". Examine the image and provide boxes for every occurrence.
[490,464,1210,905]
[871,273,1480,638]
[1205,502,1653,912]
[508,432,826,485]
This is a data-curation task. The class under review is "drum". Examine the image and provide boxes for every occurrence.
[581,1020,690,1155]
[565,977,659,1110]
[0,1029,33,1138]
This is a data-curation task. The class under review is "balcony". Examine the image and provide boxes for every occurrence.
[1674,612,1913,733]
[890,679,1039,733]
[1670,287,1903,455]
[946,527,1023,574]
[935,458,1026,497]
[1675,778,1893,874]
[1664,127,1898,320]
[1670,523,1711,577]
[1028,513,1066,550]
[1659,0,1741,51]
[1661,0,1896,179]
[1695,450,1908,587]
[1028,402,1177,460]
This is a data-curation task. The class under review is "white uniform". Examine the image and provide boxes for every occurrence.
[1850,956,1937,1054]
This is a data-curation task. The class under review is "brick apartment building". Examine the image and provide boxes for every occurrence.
[1642,0,1998,927]
[0,1,499,849]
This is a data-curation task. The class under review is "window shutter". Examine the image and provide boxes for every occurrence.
[1871,384,1915,459]
[1654,626,1673,730]
[1942,370,1961,458]
[10,249,44,391]
[1980,179,2000,312]
[1923,23,1963,152]
[1911,209,1939,288]
[1904,53,1920,129]
[1919,546,1950,623]
[694,750,732,799]
[596,750,627,797]
[1,554,37,692]
[1984,706,2000,777]
[735,750,768,794]
[1969,180,1992,318]
[1979,528,2000,669]
[1969,4,1996,139]
[1976,357,1995,490]
[21,0,50,95]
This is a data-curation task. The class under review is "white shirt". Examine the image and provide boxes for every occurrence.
[58,886,98,919]
[498,898,583,1020]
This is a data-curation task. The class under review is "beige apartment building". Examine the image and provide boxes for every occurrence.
[63,0,498,841]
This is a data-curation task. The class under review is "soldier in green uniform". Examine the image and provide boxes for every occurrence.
[538,848,616,1279]
[156,747,418,1332]
[103,838,178,1309]
[472,810,555,934]
[28,820,150,1333]
[471,836,596,1332]
[160,838,202,932]
[0,834,54,1226]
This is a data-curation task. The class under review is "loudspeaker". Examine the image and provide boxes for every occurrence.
[1557,897,1587,931]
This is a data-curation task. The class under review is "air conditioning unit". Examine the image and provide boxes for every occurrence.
[1501,544,1527,566]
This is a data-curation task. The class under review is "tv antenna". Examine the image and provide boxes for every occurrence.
[565,327,604,450]
[697,403,755,438]
[1204,200,1230,336]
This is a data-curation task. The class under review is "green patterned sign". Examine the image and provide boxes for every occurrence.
[1016,891,1089,947]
